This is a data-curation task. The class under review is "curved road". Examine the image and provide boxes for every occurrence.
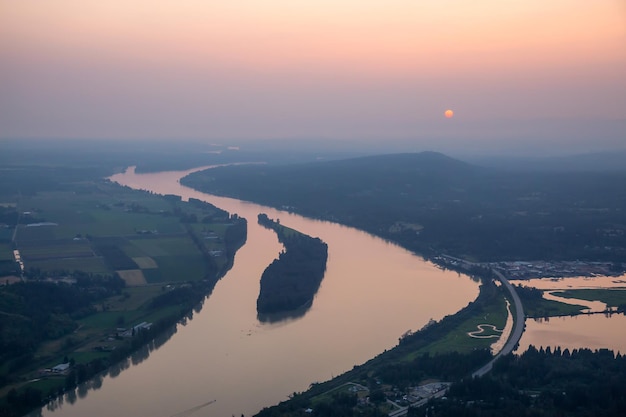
[472,269,525,377]
[391,264,525,416]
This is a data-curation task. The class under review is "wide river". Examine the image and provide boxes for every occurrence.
[35,167,479,417]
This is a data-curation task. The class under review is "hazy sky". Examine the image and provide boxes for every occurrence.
[1,1,625,155]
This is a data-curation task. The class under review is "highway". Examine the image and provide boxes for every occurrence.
[472,269,525,377]
[386,264,525,416]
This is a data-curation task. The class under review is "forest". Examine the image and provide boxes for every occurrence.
[254,344,626,417]
[256,214,328,317]
[409,347,626,417]
[0,275,124,370]
[182,152,626,263]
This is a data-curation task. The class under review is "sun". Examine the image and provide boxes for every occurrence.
[444,109,454,118]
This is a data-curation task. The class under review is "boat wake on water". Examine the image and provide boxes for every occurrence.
[168,400,216,417]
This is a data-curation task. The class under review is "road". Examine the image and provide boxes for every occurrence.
[388,266,525,416]
[472,269,525,377]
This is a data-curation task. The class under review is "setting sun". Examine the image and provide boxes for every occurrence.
[444,109,454,118]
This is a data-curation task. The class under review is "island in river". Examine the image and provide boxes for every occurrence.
[178,153,626,416]
[2,145,620,411]
[256,213,328,320]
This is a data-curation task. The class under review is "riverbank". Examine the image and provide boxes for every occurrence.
[254,276,501,416]
[0,177,247,417]
[69,166,478,417]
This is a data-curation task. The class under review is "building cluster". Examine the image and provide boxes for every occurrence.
[489,261,622,280]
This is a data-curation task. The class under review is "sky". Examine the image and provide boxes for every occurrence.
[1,1,625,155]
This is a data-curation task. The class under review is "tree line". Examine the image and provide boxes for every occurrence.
[409,347,626,417]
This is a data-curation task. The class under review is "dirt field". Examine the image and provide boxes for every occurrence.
[132,256,158,269]
[116,269,148,286]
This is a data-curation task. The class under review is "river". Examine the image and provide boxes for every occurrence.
[34,166,479,417]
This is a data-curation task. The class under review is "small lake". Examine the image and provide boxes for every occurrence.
[513,275,626,354]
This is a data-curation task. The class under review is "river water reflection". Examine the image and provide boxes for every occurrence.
[36,167,479,417]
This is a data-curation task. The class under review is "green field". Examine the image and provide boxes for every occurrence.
[0,243,13,261]
[523,296,587,318]
[0,228,13,241]
[128,236,198,257]
[18,240,94,261]
[6,182,225,281]
[553,288,626,308]
[0,176,247,414]
[28,258,109,274]
[144,255,207,283]
[409,293,510,357]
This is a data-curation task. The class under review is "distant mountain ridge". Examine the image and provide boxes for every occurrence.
[318,151,475,169]
[468,150,626,172]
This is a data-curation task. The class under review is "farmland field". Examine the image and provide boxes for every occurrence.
[128,236,199,257]
[146,255,207,283]
[0,172,247,412]
[28,257,109,274]
[0,228,13,242]
[0,243,13,261]
[116,269,148,286]
[8,182,227,279]
[133,256,158,269]
[18,239,94,261]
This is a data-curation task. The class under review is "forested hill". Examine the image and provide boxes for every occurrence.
[181,152,626,262]
[183,152,483,201]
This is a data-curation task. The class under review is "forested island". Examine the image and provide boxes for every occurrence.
[3,144,625,416]
[256,214,328,319]
[178,152,626,416]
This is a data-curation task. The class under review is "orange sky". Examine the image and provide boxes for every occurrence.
[1,0,625,153]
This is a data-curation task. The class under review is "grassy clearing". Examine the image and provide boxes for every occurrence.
[128,236,198,257]
[0,228,13,241]
[21,378,64,396]
[28,257,109,274]
[15,226,57,241]
[406,294,509,358]
[89,210,184,235]
[149,255,206,283]
[189,223,229,235]
[70,351,110,364]
[523,297,587,318]
[132,256,158,269]
[108,286,166,311]
[310,383,368,406]
[79,311,136,329]
[276,225,301,238]
[141,305,188,323]
[553,288,626,308]
[116,269,148,286]
[18,240,94,261]
[0,243,14,261]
